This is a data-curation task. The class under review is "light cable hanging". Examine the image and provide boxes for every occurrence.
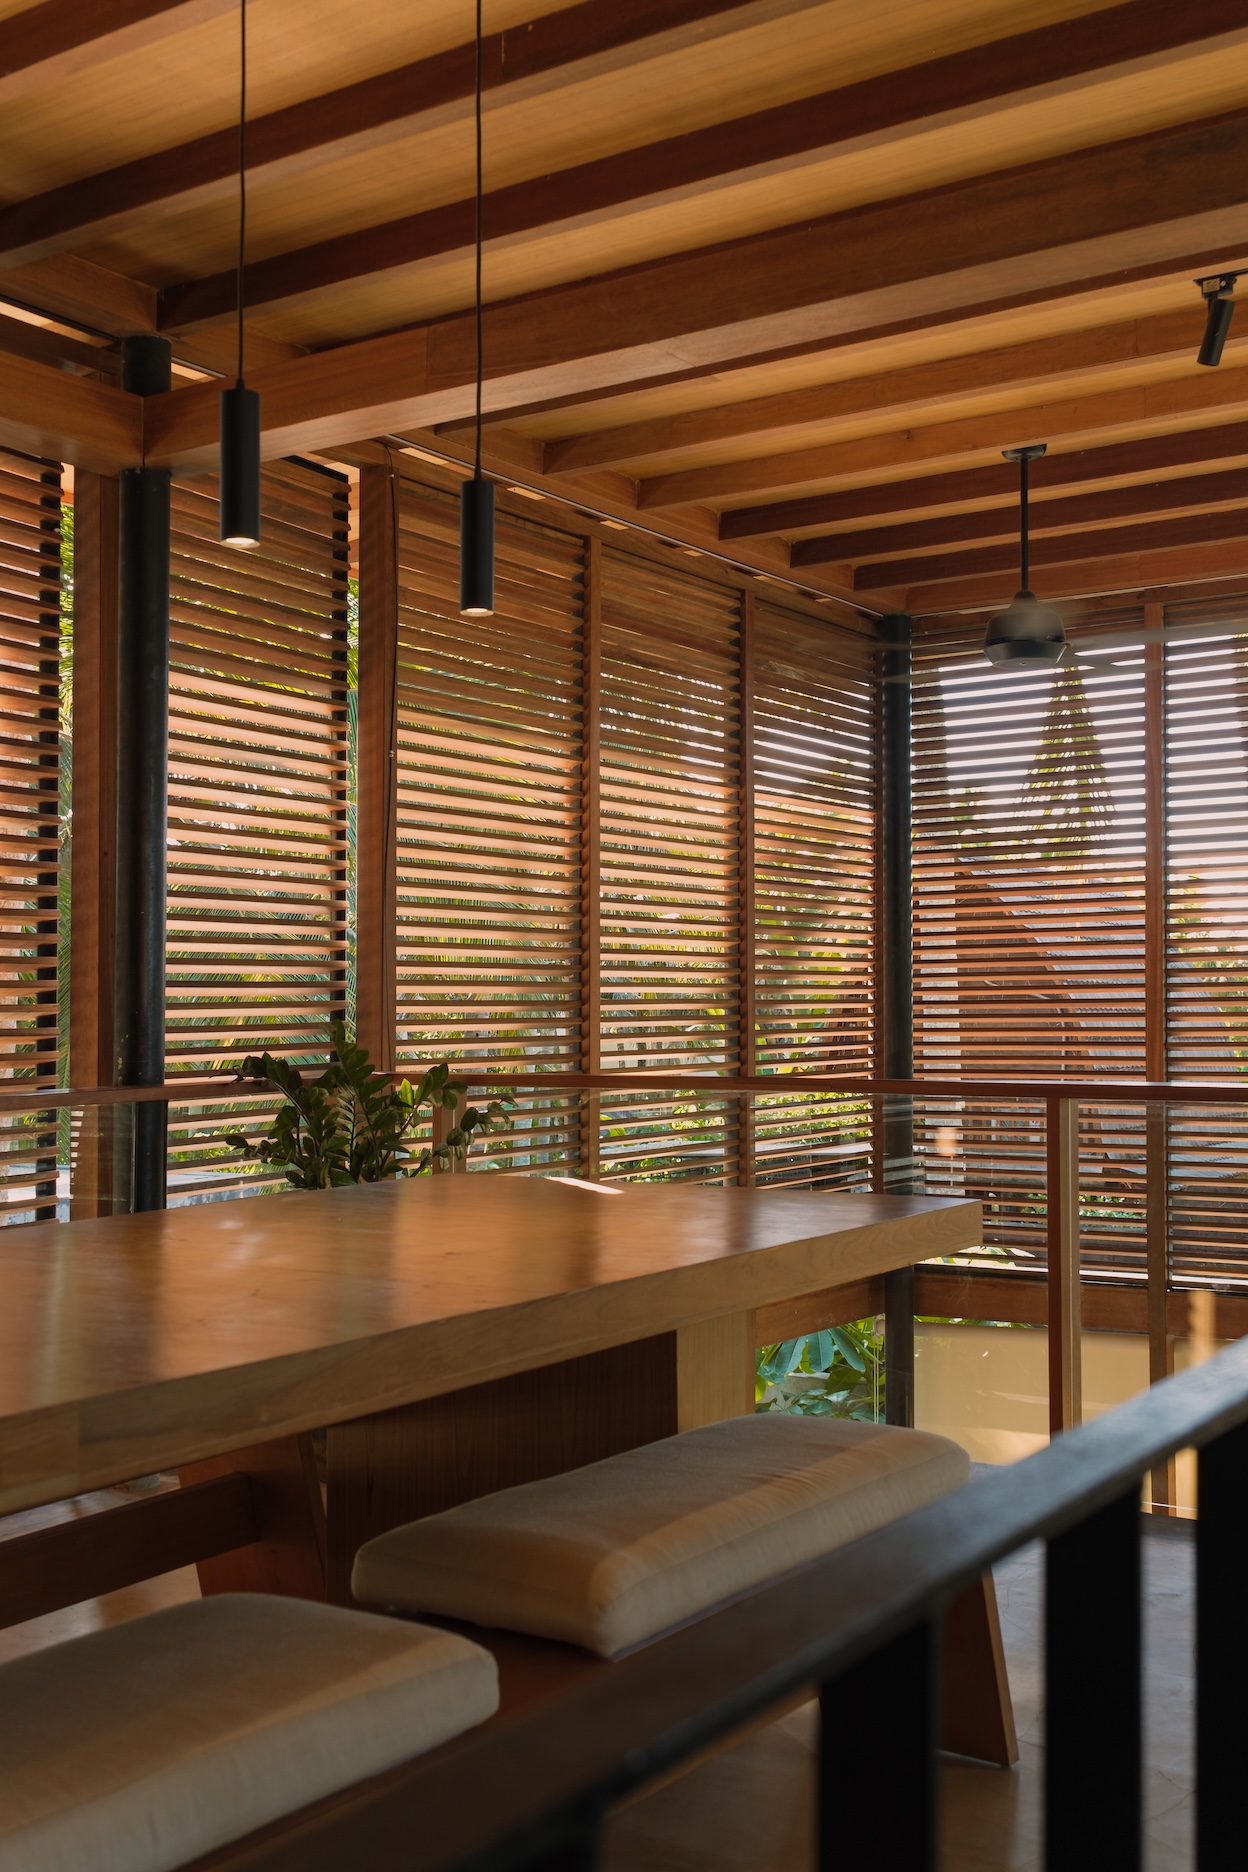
[219,0,260,547]
[983,443,1066,667]
[459,0,495,615]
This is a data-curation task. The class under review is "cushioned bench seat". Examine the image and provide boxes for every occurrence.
[0,1593,498,1872]
[352,1413,970,1659]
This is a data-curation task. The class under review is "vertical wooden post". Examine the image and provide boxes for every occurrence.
[580,537,602,1179]
[70,473,123,1218]
[880,615,915,1428]
[1143,610,1174,1510]
[737,589,756,1188]
[1047,1094,1082,1433]
[354,463,399,1073]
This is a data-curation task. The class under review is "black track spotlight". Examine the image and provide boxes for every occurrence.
[459,0,495,616]
[219,0,260,547]
[984,444,1066,668]
[1196,273,1243,368]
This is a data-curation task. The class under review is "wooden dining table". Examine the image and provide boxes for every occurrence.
[0,1175,980,1618]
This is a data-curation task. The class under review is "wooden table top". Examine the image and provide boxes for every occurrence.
[0,1177,979,1512]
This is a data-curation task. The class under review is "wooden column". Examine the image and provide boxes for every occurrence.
[354,462,399,1071]
[1143,606,1174,1510]
[737,589,756,1186]
[880,615,915,1428]
[580,537,602,1178]
[1047,1093,1082,1433]
[69,472,125,1219]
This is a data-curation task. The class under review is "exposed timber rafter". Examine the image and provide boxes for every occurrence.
[546,309,1210,476]
[640,352,1248,509]
[903,534,1248,614]
[856,504,1248,591]
[0,0,830,270]
[797,464,1248,567]
[722,421,1248,540]
[137,107,1248,475]
[155,0,1248,333]
[0,0,236,108]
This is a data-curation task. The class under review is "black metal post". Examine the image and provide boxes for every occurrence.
[820,1618,940,1872]
[1045,1488,1142,1871]
[115,335,172,1212]
[881,613,915,1426]
[1196,1416,1248,1868]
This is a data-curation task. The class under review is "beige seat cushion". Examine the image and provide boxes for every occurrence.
[0,1593,498,1872]
[352,1414,969,1659]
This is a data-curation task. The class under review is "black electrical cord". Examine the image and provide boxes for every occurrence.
[236,0,247,389]
[474,0,483,478]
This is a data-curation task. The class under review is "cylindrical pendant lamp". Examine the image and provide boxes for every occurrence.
[219,383,260,546]
[460,472,495,615]
[219,0,260,547]
[459,0,494,615]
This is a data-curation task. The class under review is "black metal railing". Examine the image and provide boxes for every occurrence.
[224,1335,1248,1872]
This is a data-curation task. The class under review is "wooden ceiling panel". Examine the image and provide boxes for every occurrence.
[1,0,1247,616]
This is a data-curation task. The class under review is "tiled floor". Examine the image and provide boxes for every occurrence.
[941,1524,1193,1871]
[606,1521,1194,1871]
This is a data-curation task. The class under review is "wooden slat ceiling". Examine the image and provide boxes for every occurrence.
[2,0,1248,615]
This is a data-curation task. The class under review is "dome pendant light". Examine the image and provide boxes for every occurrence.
[219,0,260,547]
[459,0,494,616]
[984,444,1066,667]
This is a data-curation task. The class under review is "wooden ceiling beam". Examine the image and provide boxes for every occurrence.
[140,106,1248,475]
[0,0,824,270]
[156,0,1248,334]
[0,351,137,472]
[856,504,1248,590]
[903,535,1248,614]
[724,420,1248,542]
[0,255,157,338]
[547,309,1205,475]
[795,464,1248,565]
[640,353,1248,509]
[0,0,235,108]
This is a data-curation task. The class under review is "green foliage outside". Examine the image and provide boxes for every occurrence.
[756,1318,884,1420]
[220,1020,515,1188]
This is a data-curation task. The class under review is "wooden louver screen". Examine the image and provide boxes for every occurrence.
[1162,596,1248,1287]
[393,473,583,1172]
[389,467,878,1188]
[166,459,350,1200]
[911,615,1149,1279]
[752,600,875,1189]
[0,451,60,1222]
[597,545,741,1181]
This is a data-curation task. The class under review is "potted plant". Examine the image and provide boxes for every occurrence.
[221,1021,515,1188]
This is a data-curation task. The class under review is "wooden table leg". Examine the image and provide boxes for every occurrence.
[325,1336,680,1604]
[676,1311,757,1429]
[941,1570,1019,1767]
[178,1434,327,1601]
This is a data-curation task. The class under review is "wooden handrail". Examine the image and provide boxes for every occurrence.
[0,1069,1245,1119]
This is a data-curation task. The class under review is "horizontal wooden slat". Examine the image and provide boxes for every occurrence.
[166,460,349,1192]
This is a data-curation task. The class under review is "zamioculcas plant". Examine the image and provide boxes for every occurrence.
[221,1021,515,1189]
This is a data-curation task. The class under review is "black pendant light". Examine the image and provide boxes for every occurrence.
[983,445,1066,667]
[219,0,260,547]
[459,0,495,615]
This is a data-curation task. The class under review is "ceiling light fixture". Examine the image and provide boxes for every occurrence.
[984,444,1066,668]
[219,0,260,547]
[459,0,494,616]
[1196,272,1243,368]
